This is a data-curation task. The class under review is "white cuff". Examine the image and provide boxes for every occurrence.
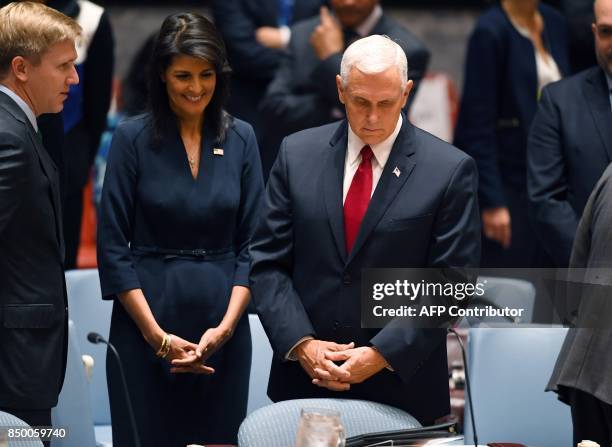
[279,26,291,48]
[285,335,314,361]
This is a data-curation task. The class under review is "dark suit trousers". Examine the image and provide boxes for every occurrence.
[0,407,51,447]
[569,388,612,446]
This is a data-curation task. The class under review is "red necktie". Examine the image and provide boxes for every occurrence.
[344,145,374,253]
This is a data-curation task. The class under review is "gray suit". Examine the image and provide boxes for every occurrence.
[548,162,612,441]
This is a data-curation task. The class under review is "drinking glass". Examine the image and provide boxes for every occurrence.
[295,407,346,447]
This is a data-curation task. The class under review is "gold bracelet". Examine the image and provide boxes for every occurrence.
[155,333,171,358]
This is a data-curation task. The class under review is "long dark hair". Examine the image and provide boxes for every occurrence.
[148,12,232,142]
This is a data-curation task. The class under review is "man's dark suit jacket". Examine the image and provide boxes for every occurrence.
[0,91,67,410]
[258,13,430,178]
[250,117,480,424]
[212,0,324,135]
[527,67,612,267]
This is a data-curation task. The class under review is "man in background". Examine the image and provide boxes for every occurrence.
[528,0,612,267]
[258,0,430,179]
[212,0,324,140]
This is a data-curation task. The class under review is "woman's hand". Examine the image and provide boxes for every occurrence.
[195,324,233,361]
[164,333,215,374]
[169,325,233,374]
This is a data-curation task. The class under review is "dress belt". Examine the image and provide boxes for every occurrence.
[131,245,234,260]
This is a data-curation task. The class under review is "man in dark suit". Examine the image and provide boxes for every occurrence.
[211,0,324,140]
[258,0,430,179]
[527,0,612,267]
[0,1,80,432]
[250,35,479,425]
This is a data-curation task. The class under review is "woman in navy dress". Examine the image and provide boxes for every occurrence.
[454,0,571,267]
[97,12,263,446]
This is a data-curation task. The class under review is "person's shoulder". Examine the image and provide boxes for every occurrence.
[227,116,256,145]
[543,66,599,99]
[539,3,567,26]
[472,5,508,37]
[413,125,473,167]
[282,120,342,157]
[114,113,154,145]
[286,120,341,144]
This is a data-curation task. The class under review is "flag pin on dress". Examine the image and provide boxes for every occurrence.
[393,166,401,177]
[213,148,224,156]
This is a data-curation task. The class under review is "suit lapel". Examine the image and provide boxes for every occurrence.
[0,91,65,260]
[584,68,612,163]
[28,122,65,259]
[323,121,349,262]
[347,118,417,265]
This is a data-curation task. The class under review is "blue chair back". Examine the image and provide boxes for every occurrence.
[64,269,112,426]
[247,314,273,414]
[51,320,96,447]
[464,327,571,446]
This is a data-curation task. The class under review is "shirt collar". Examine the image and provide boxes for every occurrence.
[355,5,383,37]
[347,114,403,169]
[0,84,38,132]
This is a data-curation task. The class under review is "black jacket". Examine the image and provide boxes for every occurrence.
[0,91,68,410]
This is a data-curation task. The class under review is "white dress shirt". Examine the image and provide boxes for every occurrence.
[286,115,403,361]
[343,114,403,203]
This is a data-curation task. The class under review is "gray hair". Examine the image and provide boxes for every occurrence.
[340,35,408,88]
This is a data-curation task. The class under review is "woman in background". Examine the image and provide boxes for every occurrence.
[454,0,570,267]
[97,12,263,446]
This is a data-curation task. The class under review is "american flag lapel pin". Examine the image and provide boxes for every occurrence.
[393,166,401,178]
[213,148,224,156]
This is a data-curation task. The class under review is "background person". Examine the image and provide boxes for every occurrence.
[454,0,570,268]
[258,0,430,180]
[211,0,325,141]
[527,0,612,267]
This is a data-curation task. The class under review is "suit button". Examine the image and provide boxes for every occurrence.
[343,274,351,285]
[333,321,340,329]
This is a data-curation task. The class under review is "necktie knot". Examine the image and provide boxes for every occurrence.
[360,145,373,163]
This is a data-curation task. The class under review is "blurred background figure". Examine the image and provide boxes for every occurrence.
[454,0,570,268]
[527,0,612,267]
[97,11,263,446]
[41,0,115,270]
[211,0,325,141]
[121,32,157,118]
[558,0,597,72]
[258,0,430,179]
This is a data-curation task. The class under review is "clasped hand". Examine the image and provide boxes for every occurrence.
[294,340,388,391]
[168,325,233,374]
